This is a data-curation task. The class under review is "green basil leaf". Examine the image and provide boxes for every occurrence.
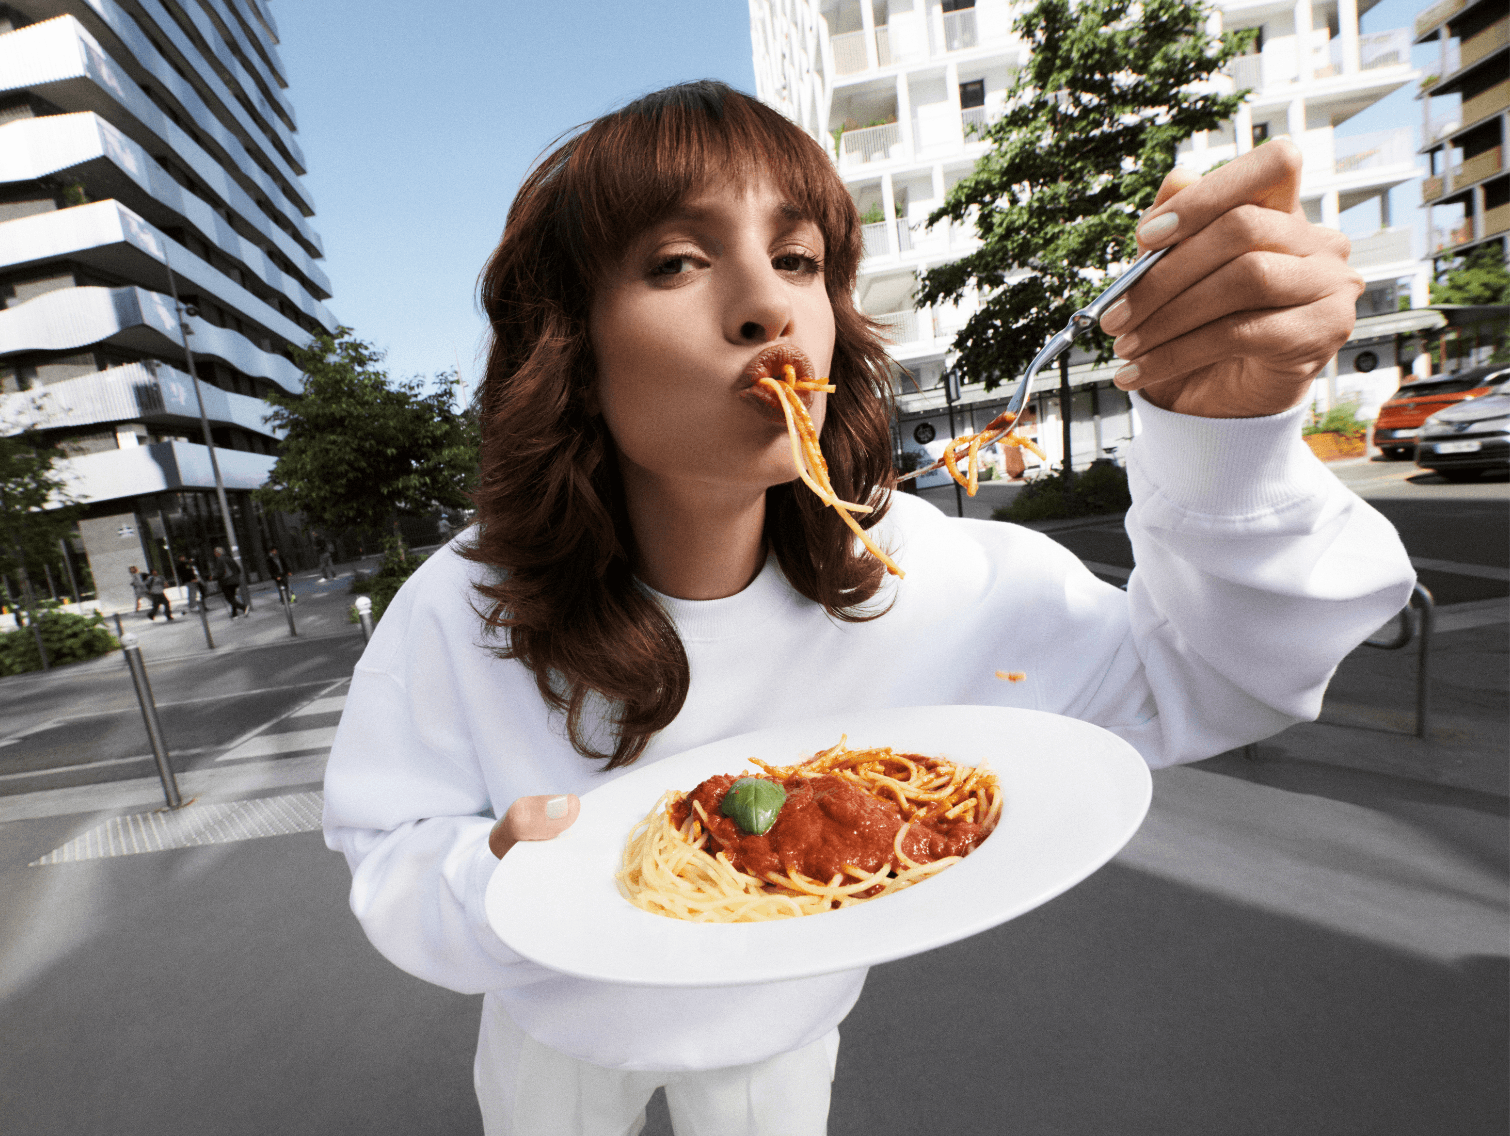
[720,777,786,836]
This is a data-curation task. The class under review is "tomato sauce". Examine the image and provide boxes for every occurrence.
[670,769,986,884]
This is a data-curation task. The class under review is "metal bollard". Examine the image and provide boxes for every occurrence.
[355,595,374,643]
[278,584,298,637]
[113,612,125,640]
[119,633,183,808]
[1362,582,1434,739]
[198,600,216,649]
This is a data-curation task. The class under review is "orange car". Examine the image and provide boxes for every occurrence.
[1372,364,1510,460]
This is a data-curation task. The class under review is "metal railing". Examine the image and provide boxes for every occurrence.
[1361,583,1435,738]
[1359,28,1412,71]
[861,221,892,259]
[1347,226,1414,269]
[872,309,920,344]
[839,121,902,165]
[943,8,977,51]
[1334,127,1414,175]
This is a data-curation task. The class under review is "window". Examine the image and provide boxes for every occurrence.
[941,0,975,10]
[959,80,985,109]
[1251,122,1269,146]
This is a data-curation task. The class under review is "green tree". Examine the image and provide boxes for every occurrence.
[255,329,479,535]
[1430,243,1510,306]
[0,430,78,597]
[916,0,1256,389]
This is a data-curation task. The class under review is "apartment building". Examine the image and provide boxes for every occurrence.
[1415,0,1508,269]
[0,0,333,609]
[750,0,1431,477]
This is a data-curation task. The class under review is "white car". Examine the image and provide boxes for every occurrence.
[1415,377,1510,481]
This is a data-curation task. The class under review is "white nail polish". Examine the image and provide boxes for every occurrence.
[1138,213,1178,242]
[545,796,568,820]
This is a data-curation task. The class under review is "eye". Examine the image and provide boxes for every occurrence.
[649,255,701,278]
[773,251,822,276]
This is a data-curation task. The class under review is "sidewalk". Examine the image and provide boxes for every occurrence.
[0,551,1503,1133]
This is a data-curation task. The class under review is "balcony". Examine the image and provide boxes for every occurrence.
[1358,29,1413,71]
[1334,128,1415,176]
[1452,146,1504,190]
[1431,221,1476,251]
[1461,79,1510,127]
[961,105,999,137]
[861,219,914,258]
[872,309,922,345]
[1414,0,1465,38]
[943,9,977,51]
[1227,29,1411,91]
[1347,226,1414,268]
[1462,17,1508,70]
[838,121,903,167]
[1428,116,1463,142]
[1488,202,1510,238]
[1423,175,1445,202]
[831,30,869,75]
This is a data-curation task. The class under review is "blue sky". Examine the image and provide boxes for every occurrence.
[272,0,1438,395]
[273,0,759,392]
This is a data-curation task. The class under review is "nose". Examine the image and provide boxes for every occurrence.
[725,257,793,346]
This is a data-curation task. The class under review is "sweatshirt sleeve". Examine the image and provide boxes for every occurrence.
[321,552,546,996]
[1073,392,1415,767]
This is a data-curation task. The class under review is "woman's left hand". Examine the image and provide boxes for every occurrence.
[1099,138,1365,419]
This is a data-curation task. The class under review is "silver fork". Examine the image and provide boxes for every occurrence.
[897,244,1174,482]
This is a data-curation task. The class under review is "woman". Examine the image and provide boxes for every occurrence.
[323,82,1411,1135]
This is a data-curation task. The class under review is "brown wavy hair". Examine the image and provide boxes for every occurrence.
[466,80,898,769]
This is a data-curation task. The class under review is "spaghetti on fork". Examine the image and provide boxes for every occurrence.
[758,364,905,577]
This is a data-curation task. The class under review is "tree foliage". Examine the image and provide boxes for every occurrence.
[255,329,479,534]
[916,0,1255,388]
[0,429,77,581]
[1430,243,1510,306]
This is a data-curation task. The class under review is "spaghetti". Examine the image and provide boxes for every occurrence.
[616,737,1001,923]
[936,415,1047,498]
[758,366,905,578]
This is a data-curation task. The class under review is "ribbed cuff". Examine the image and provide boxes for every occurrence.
[1128,391,1332,519]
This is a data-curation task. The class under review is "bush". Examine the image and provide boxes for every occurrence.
[1303,399,1367,440]
[347,535,426,625]
[0,610,118,675]
[991,461,1131,523]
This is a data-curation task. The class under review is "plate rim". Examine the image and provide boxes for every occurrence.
[485,704,1152,987]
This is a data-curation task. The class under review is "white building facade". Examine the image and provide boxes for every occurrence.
[0,0,333,608]
[749,0,1432,478]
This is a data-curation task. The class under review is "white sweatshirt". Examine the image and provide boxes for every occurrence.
[322,394,1413,1073]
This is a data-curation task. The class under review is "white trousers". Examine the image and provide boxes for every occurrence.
[475,1006,838,1136]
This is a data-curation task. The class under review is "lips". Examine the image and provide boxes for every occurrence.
[739,343,819,419]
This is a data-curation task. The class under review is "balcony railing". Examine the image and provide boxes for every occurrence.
[1462,79,1510,127]
[861,220,915,261]
[1487,202,1510,238]
[872,309,921,345]
[1423,175,1445,202]
[1430,222,1475,252]
[1461,18,1507,71]
[1347,226,1413,268]
[943,9,977,51]
[1452,146,1504,190]
[875,25,892,66]
[1334,128,1415,175]
[831,30,869,75]
[839,121,902,165]
[1359,29,1412,70]
[1229,53,1262,90]
[1429,116,1462,142]
[1415,0,1465,38]
[961,105,999,137]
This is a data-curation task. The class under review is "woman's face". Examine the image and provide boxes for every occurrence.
[589,175,837,504]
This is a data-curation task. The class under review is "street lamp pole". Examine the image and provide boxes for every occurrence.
[161,260,247,606]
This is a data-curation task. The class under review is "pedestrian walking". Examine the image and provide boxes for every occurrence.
[128,565,147,612]
[267,547,293,603]
[317,539,337,582]
[143,568,173,621]
[211,547,247,618]
[177,554,203,611]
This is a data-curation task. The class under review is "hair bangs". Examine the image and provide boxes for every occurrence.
[555,80,861,295]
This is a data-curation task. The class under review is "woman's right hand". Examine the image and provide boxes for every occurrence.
[489,794,581,859]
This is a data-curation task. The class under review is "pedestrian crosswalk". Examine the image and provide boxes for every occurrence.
[214,685,347,763]
[28,791,326,865]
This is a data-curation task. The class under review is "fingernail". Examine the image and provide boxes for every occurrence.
[1101,298,1130,333]
[1138,213,1178,243]
[1114,364,1140,387]
[545,796,568,820]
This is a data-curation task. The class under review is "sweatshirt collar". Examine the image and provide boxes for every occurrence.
[637,555,807,642]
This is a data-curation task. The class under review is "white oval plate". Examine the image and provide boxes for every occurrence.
[485,705,1151,987]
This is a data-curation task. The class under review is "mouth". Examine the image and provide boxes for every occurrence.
[739,344,820,420]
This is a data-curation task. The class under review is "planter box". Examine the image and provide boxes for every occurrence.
[1304,431,1367,461]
